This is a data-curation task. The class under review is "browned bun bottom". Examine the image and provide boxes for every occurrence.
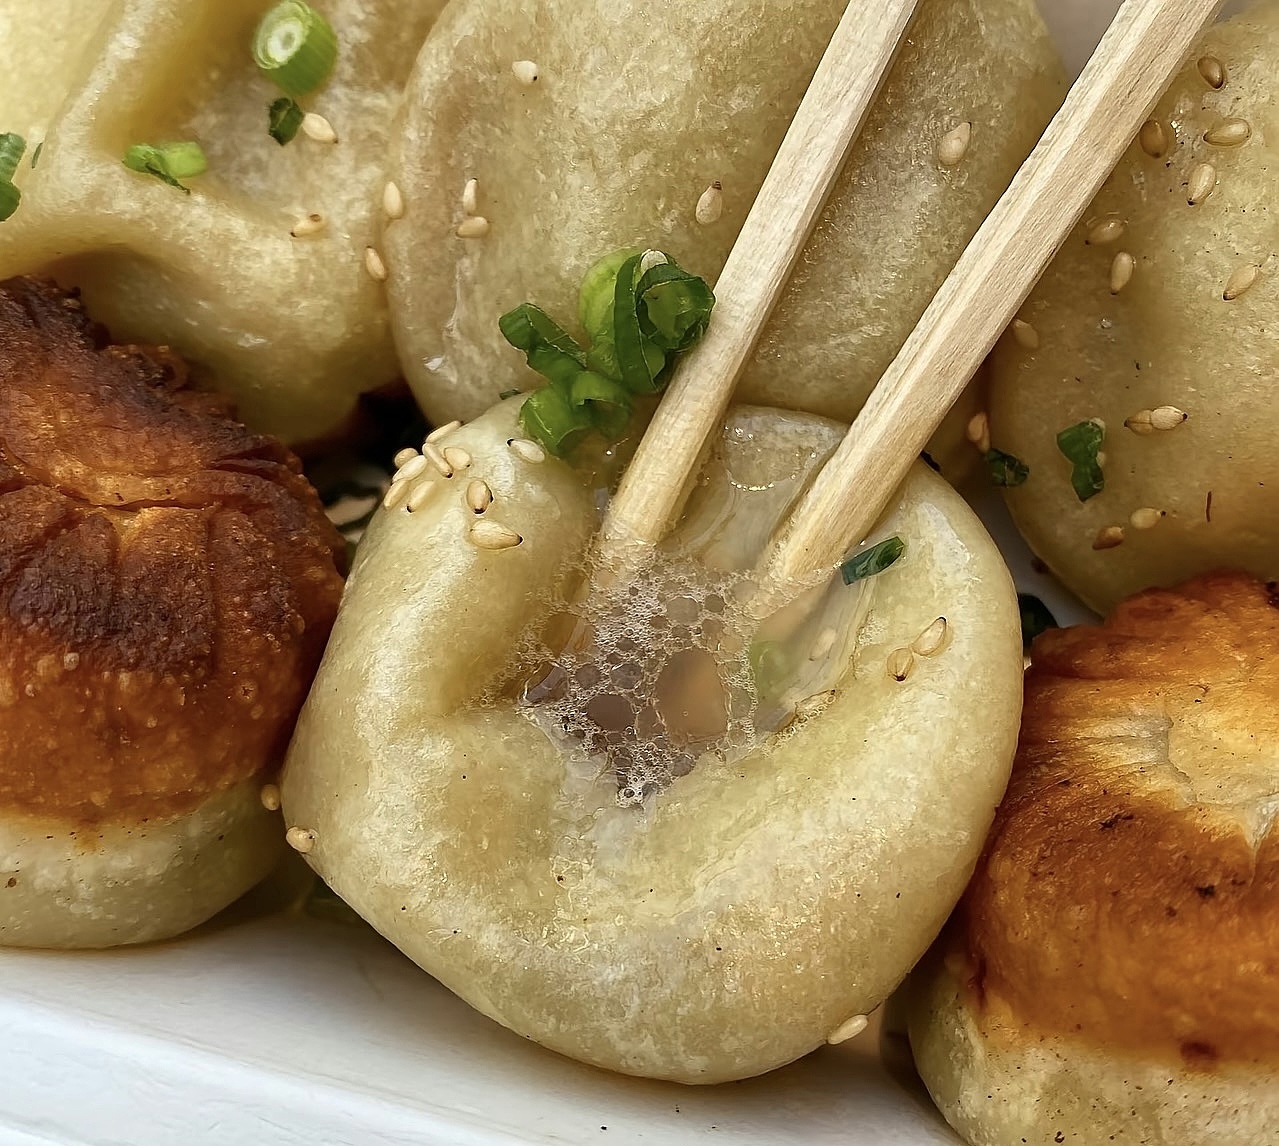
[908,572,1279,1144]
[0,277,345,947]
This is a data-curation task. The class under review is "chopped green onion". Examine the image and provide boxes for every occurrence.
[1056,419,1105,501]
[122,142,208,193]
[611,252,668,393]
[569,371,633,438]
[748,640,789,693]
[499,303,587,389]
[635,261,716,353]
[0,134,27,222]
[268,97,305,145]
[840,536,905,585]
[0,183,19,223]
[984,447,1029,487]
[253,1,338,98]
[1018,593,1058,650]
[498,388,523,401]
[500,247,714,456]
[30,141,42,168]
[0,134,26,183]
[517,385,593,457]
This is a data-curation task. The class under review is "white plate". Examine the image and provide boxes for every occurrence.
[0,2,1183,1142]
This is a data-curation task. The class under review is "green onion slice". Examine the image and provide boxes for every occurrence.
[518,385,593,457]
[499,303,587,390]
[612,253,669,394]
[984,447,1029,487]
[570,371,633,438]
[1018,593,1059,650]
[29,141,42,169]
[498,388,523,401]
[0,133,26,183]
[635,261,716,353]
[0,182,19,223]
[1056,419,1105,501]
[122,142,208,193]
[840,536,905,585]
[268,97,305,145]
[253,1,338,98]
[502,246,714,456]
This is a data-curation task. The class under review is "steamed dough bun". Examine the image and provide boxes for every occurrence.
[0,0,448,444]
[989,4,1279,612]
[384,0,1064,478]
[281,401,1023,1083]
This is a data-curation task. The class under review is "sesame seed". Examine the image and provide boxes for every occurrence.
[937,121,972,168]
[364,246,388,282]
[301,112,338,144]
[509,438,547,464]
[393,454,429,483]
[443,446,472,472]
[965,412,991,453]
[423,442,454,478]
[1124,409,1155,435]
[469,520,522,550]
[512,60,540,85]
[912,617,949,657]
[1092,526,1126,551]
[407,483,434,513]
[795,690,837,719]
[1130,507,1166,530]
[426,420,462,444]
[466,479,493,514]
[393,447,420,469]
[1085,217,1126,245]
[260,784,281,812]
[827,1015,869,1045]
[1150,405,1188,431]
[383,181,405,220]
[695,181,724,225]
[290,212,325,237]
[383,480,412,510]
[1109,251,1135,295]
[1203,118,1251,147]
[1197,55,1227,89]
[886,647,914,682]
[1186,163,1217,206]
[1148,405,1188,431]
[639,249,668,275]
[462,178,479,216]
[1138,118,1169,159]
[456,216,491,239]
[809,627,838,661]
[286,826,316,853]
[1011,318,1040,350]
[1224,263,1260,301]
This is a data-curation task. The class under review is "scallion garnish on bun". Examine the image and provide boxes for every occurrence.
[253,1,338,99]
[499,248,715,456]
[0,133,25,221]
[122,142,208,193]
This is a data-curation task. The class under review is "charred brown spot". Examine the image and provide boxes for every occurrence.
[0,277,345,824]
[1180,1040,1219,1068]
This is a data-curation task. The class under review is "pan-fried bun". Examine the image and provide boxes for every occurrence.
[908,572,1279,1146]
[0,277,344,947]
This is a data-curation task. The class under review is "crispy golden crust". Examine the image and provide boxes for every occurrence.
[948,571,1279,1068]
[0,277,344,824]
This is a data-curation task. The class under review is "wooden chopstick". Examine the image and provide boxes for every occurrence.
[597,0,922,565]
[762,0,1226,587]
